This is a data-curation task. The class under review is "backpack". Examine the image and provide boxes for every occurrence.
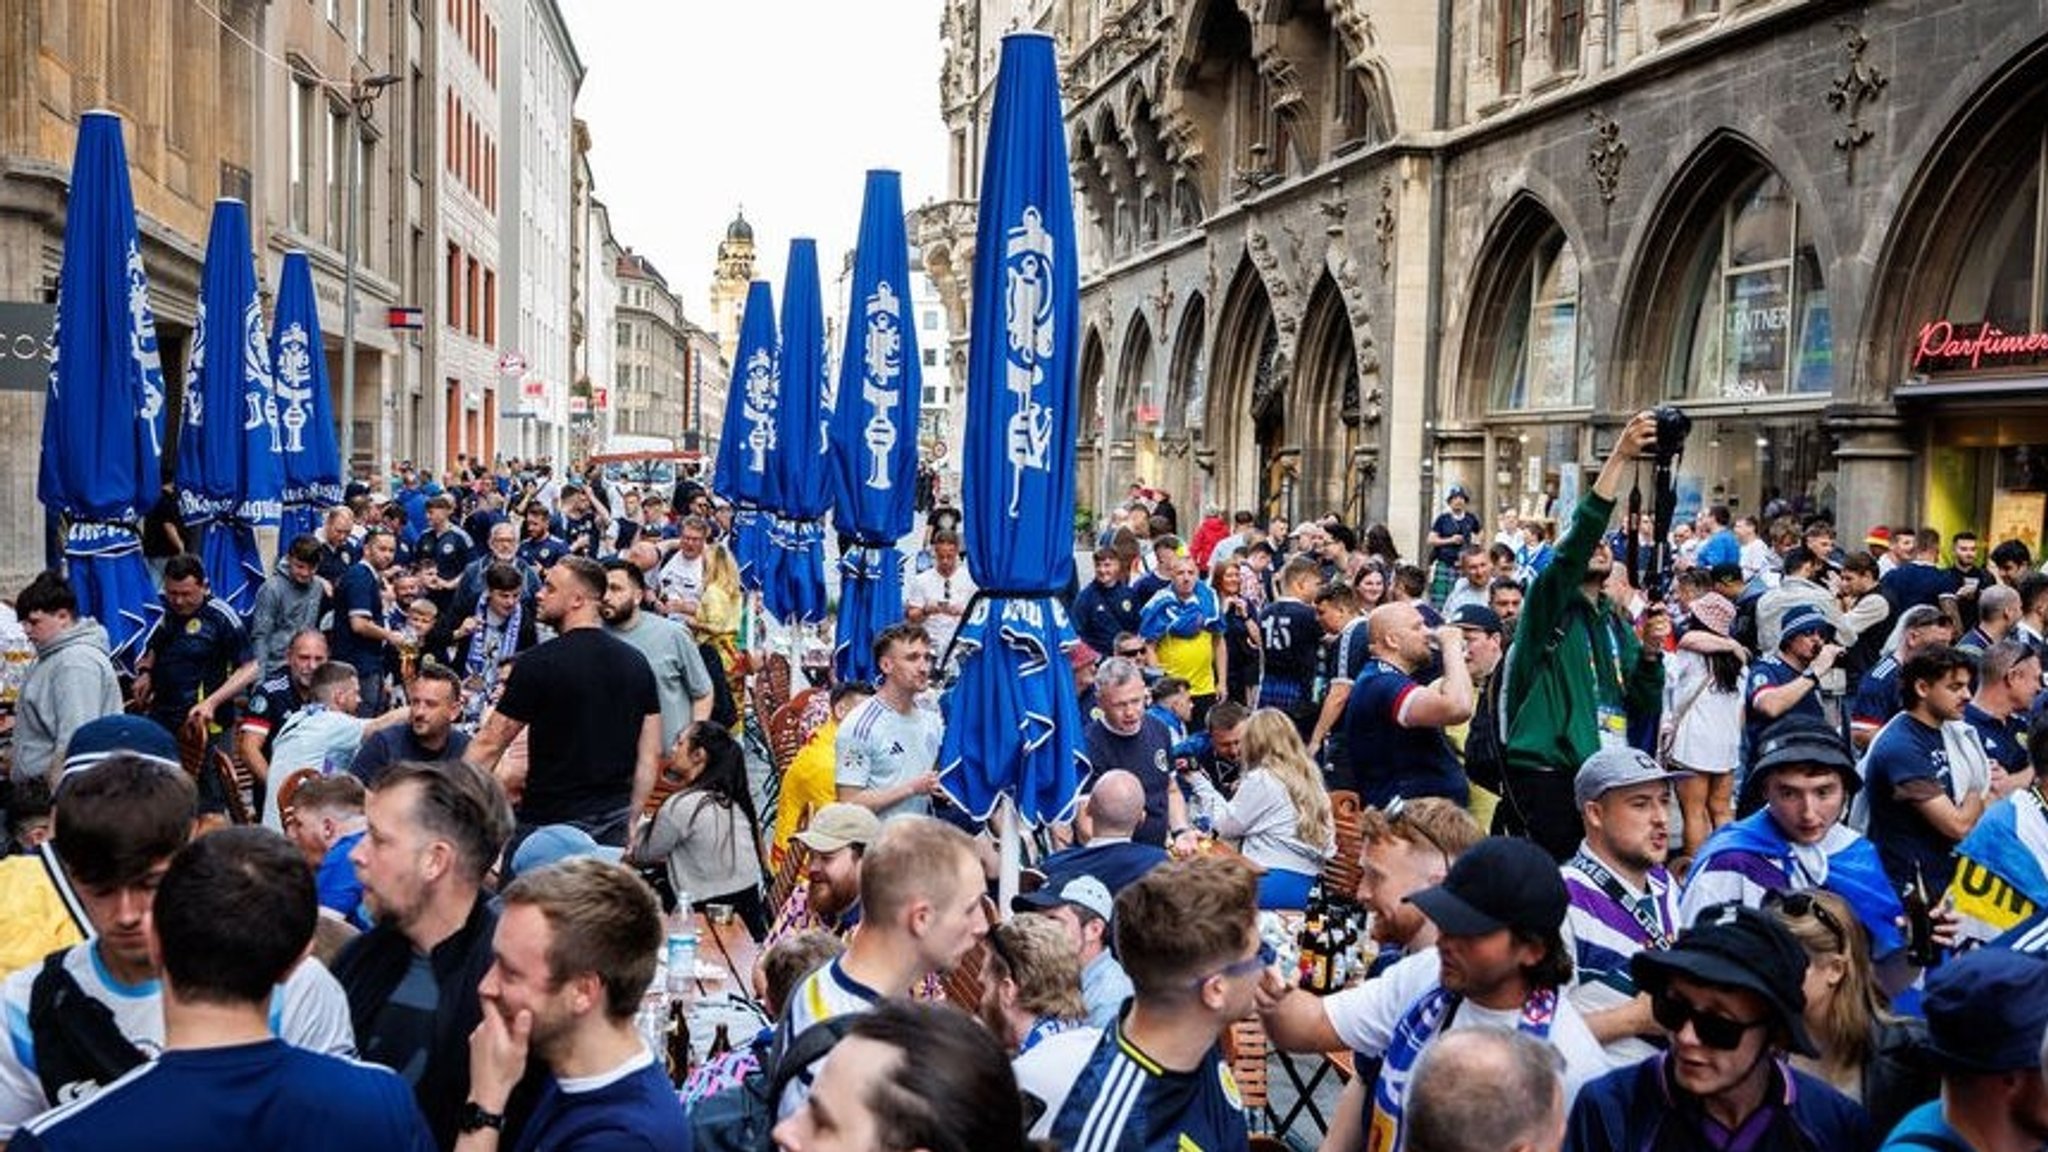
[27,948,147,1105]
[686,1013,858,1152]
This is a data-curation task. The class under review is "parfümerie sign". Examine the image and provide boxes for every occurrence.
[0,303,56,392]
[1915,319,2048,374]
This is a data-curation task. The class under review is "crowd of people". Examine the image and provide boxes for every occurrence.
[2,414,2048,1152]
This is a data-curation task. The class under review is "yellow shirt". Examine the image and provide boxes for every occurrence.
[0,852,87,980]
[773,717,840,867]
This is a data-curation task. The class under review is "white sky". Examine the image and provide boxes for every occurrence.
[560,1,951,323]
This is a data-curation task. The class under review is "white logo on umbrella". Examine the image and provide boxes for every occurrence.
[860,280,902,491]
[1003,206,1056,518]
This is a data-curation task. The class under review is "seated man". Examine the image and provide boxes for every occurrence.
[8,829,431,1151]
[773,683,872,868]
[979,914,1102,1139]
[457,858,689,1151]
[1407,1029,1567,1152]
[0,755,355,1141]
[1566,902,1873,1150]
[762,803,882,948]
[1014,875,1134,1030]
[1037,770,1170,898]
[260,661,407,831]
[287,774,372,929]
[1049,856,1261,1151]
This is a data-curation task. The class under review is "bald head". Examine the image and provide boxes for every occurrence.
[626,540,662,574]
[1978,583,2021,631]
[1407,1029,1566,1152]
[1086,771,1146,837]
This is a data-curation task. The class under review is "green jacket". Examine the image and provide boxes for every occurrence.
[1502,492,1664,775]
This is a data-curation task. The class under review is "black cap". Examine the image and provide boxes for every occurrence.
[1405,837,1567,937]
[1449,604,1502,634]
[1631,901,1817,1056]
[1740,714,1860,812]
[1922,948,2048,1073]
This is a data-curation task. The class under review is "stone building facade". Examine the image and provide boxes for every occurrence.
[928,0,2048,554]
[613,248,686,440]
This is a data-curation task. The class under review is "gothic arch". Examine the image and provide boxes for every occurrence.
[1611,130,1827,409]
[1208,257,1284,516]
[1118,312,1163,499]
[1078,323,1110,521]
[1295,272,1370,522]
[1453,191,1590,422]
[1166,291,1209,440]
[1865,32,2048,402]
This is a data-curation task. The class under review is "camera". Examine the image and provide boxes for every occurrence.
[1653,405,1693,464]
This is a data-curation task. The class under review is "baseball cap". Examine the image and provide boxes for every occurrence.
[1922,947,2048,1072]
[510,824,623,878]
[1067,640,1101,671]
[1776,604,1835,644]
[1446,484,1470,502]
[794,803,883,853]
[1574,746,1691,808]
[1012,874,1116,922]
[1448,604,1502,635]
[1630,901,1817,1056]
[1406,837,1568,937]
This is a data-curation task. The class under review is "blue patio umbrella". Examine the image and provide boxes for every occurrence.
[36,110,168,671]
[270,251,342,545]
[937,33,1085,829]
[712,279,778,591]
[828,171,922,685]
[174,199,283,616]
[763,239,830,624]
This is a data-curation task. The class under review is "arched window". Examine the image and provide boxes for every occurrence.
[1942,131,2044,331]
[1668,172,1832,399]
[1490,229,1593,410]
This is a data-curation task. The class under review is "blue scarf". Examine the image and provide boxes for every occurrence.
[462,597,522,724]
[1367,984,1556,1152]
[1139,582,1219,642]
[1691,809,1904,955]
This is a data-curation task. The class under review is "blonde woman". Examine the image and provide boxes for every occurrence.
[1186,707,1335,908]
[694,542,747,704]
[1766,889,1937,1136]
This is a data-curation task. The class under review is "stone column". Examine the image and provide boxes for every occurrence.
[1826,406,1913,538]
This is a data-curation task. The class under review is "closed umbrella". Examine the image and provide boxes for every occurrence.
[270,251,342,545]
[36,110,168,670]
[827,171,922,685]
[762,239,829,625]
[937,33,1085,843]
[712,279,778,592]
[174,199,283,615]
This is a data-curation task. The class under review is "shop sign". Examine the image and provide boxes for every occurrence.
[1913,319,2048,374]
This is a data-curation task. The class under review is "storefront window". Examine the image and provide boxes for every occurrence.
[1489,230,1594,411]
[1943,136,2044,331]
[1669,173,1833,400]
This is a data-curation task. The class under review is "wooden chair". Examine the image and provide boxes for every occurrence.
[767,828,810,910]
[209,746,256,826]
[274,767,320,830]
[1322,790,1365,903]
[1223,1018,1272,1125]
[939,896,1000,1014]
[767,689,820,776]
[753,653,792,725]
[644,766,688,817]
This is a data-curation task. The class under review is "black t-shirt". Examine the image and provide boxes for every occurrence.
[495,628,660,824]
[352,724,473,786]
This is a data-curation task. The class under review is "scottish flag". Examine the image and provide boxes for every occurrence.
[828,171,922,685]
[713,280,778,591]
[37,111,166,670]
[763,239,828,624]
[271,251,342,545]
[937,33,1084,825]
[174,199,282,615]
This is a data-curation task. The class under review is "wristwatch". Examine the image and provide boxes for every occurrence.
[459,1102,506,1133]
[1802,669,1822,685]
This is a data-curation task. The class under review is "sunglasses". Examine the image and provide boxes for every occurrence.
[1193,940,1277,989]
[1651,988,1770,1050]
[1117,647,1145,658]
[1764,890,1848,952]
[1384,795,1454,872]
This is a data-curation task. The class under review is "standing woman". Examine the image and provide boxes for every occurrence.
[1186,708,1334,908]
[1211,558,1263,707]
[1663,591,1746,859]
[630,720,769,938]
[694,542,747,718]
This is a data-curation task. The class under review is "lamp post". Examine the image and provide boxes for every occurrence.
[338,72,400,477]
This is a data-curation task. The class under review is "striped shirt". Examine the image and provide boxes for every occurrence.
[1049,1022,1247,1152]
[1560,848,1678,1067]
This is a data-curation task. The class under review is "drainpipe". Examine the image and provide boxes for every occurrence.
[1418,0,1454,548]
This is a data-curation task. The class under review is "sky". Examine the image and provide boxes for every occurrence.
[560,1,952,320]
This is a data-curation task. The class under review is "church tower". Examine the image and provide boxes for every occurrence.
[709,208,755,367]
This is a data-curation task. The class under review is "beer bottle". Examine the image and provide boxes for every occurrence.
[707,1023,733,1061]
[1903,863,1940,969]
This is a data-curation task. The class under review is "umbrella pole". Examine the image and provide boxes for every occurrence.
[997,793,1021,920]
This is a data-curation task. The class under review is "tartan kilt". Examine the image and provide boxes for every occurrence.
[1429,561,1457,608]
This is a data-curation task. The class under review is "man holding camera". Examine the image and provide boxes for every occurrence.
[1498,411,1668,861]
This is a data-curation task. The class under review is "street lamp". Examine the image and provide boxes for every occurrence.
[338,72,400,476]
